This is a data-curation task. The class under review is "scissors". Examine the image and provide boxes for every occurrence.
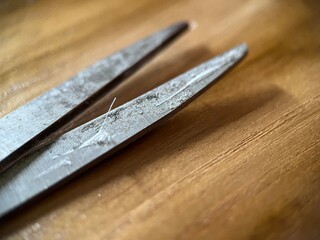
[0,21,247,218]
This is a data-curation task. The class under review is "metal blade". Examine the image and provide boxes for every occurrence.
[0,21,189,173]
[0,44,248,218]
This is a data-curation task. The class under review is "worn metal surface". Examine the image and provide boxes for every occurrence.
[0,22,188,173]
[0,44,247,218]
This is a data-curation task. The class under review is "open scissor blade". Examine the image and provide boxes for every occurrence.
[0,22,189,173]
[0,44,247,218]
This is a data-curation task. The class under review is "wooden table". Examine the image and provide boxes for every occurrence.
[1,0,320,239]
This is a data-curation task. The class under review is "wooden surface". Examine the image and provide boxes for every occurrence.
[1,0,320,239]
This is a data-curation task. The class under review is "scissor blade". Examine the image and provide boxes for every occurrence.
[0,22,189,173]
[0,44,247,218]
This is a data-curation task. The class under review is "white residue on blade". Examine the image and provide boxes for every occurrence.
[78,97,117,149]
[48,97,117,163]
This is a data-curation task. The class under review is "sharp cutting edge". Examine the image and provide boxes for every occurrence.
[0,20,248,218]
[0,42,247,218]
[0,21,189,173]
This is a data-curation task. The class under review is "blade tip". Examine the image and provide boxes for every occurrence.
[171,20,190,33]
[222,43,248,66]
[233,43,249,59]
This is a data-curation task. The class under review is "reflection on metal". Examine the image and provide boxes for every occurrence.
[0,22,189,173]
[0,20,248,218]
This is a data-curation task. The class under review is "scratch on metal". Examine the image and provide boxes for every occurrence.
[156,67,216,107]
[35,158,72,179]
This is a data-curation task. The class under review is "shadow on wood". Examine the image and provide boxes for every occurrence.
[0,82,287,236]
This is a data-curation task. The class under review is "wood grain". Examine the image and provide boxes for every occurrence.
[1,0,320,239]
